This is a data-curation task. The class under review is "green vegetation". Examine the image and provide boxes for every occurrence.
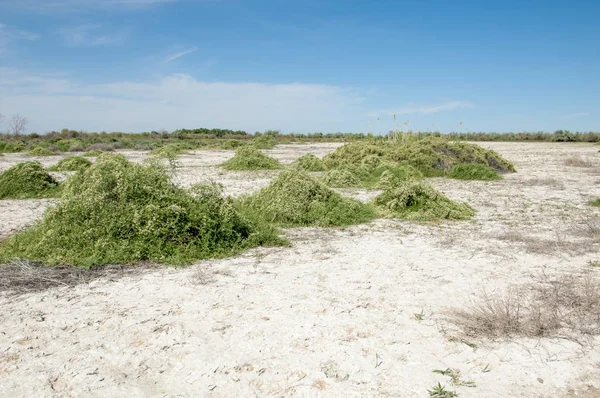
[149,143,193,157]
[0,141,26,153]
[28,147,56,156]
[241,170,374,227]
[47,156,92,172]
[374,164,423,189]
[220,139,245,150]
[83,150,103,157]
[589,198,600,207]
[250,135,277,149]
[0,161,61,199]
[0,154,285,267]
[373,181,475,221]
[290,154,325,171]
[321,168,362,188]
[447,163,502,180]
[221,146,281,170]
[428,382,458,397]
[323,138,515,177]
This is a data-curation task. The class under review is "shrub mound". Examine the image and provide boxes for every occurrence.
[323,138,515,176]
[291,154,325,171]
[374,164,423,189]
[251,135,277,149]
[48,156,92,172]
[0,161,61,199]
[0,154,283,267]
[0,141,26,153]
[321,169,361,188]
[28,147,56,156]
[221,146,280,170]
[373,181,475,221]
[150,143,192,158]
[242,170,374,226]
[83,150,103,157]
[220,139,245,150]
[447,163,502,180]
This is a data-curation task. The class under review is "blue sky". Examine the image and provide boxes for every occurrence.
[0,0,598,134]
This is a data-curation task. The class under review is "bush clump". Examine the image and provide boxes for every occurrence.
[374,164,423,189]
[83,150,103,157]
[221,146,280,170]
[373,181,475,221]
[323,138,515,177]
[321,169,362,188]
[48,156,92,172]
[0,154,284,267]
[0,141,27,153]
[251,135,277,149]
[447,163,502,180]
[220,139,245,150]
[0,161,61,199]
[241,170,374,226]
[28,147,56,156]
[589,199,600,207]
[291,154,325,172]
[150,143,192,158]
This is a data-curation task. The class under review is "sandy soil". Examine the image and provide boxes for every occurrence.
[1,142,600,397]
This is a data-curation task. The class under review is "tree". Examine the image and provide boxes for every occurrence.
[9,114,28,136]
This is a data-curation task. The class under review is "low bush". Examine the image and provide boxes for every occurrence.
[48,156,92,172]
[321,169,362,188]
[28,147,56,156]
[0,154,285,267]
[447,163,502,180]
[241,170,374,226]
[220,139,245,150]
[290,154,325,172]
[374,163,423,189]
[373,181,475,221]
[589,198,600,207]
[221,146,280,170]
[0,141,27,153]
[251,135,277,149]
[0,161,61,199]
[83,150,103,157]
[150,143,193,158]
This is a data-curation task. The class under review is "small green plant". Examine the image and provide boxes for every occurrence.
[414,309,425,321]
[433,368,476,387]
[291,154,325,171]
[47,156,92,172]
[321,168,362,188]
[0,154,285,267]
[0,161,61,199]
[481,364,491,373]
[221,146,280,170]
[589,199,600,207]
[588,260,600,268]
[83,150,103,157]
[28,147,56,156]
[373,181,475,221]
[240,170,374,227]
[428,382,457,397]
[447,163,502,180]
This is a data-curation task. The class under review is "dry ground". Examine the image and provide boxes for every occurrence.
[1,142,600,397]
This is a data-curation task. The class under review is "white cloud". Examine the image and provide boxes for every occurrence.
[164,47,198,63]
[0,69,365,133]
[368,101,474,117]
[60,24,123,46]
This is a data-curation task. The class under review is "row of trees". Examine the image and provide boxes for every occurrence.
[0,113,28,136]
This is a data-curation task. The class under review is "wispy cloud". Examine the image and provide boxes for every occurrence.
[0,24,39,55]
[164,47,198,63]
[0,68,364,133]
[368,101,473,117]
[59,24,124,46]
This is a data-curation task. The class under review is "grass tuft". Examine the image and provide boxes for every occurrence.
[373,181,475,221]
[47,156,92,172]
[0,153,285,267]
[83,150,104,157]
[588,198,600,207]
[0,161,61,199]
[28,147,56,157]
[240,170,375,227]
[221,146,280,170]
[447,163,502,181]
[290,154,325,171]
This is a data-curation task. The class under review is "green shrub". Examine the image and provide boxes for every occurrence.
[589,198,600,207]
[241,170,374,227]
[374,164,423,189]
[0,161,61,199]
[28,147,56,156]
[55,139,84,152]
[361,154,382,171]
[447,163,502,180]
[323,138,515,177]
[0,141,27,153]
[373,181,475,221]
[291,154,325,172]
[221,146,280,170]
[83,150,103,157]
[47,156,92,172]
[0,154,284,267]
[150,143,192,158]
[321,169,362,188]
[220,139,245,150]
[251,135,277,149]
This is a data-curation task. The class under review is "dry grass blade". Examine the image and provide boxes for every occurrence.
[564,156,593,168]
